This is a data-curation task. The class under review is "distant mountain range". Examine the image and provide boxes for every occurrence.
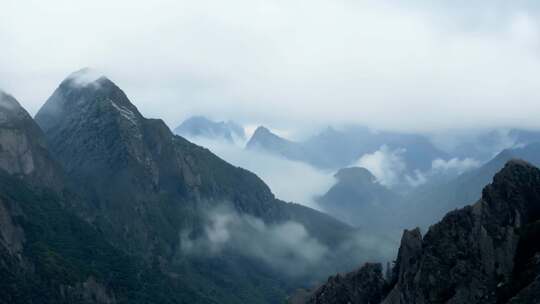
[172,112,540,239]
[401,141,540,229]
[174,116,245,142]
[443,129,540,161]
[177,115,540,196]
[316,140,540,232]
[246,125,449,174]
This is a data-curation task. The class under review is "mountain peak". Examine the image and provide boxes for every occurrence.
[252,126,273,137]
[0,90,29,124]
[63,67,108,88]
[499,158,535,173]
[174,116,245,142]
[334,167,377,185]
[246,126,289,150]
[36,69,142,133]
[316,166,400,228]
[34,71,154,189]
[59,68,118,94]
[0,90,20,109]
[487,158,538,193]
[183,115,212,124]
[480,159,540,223]
[249,126,286,142]
[0,91,62,188]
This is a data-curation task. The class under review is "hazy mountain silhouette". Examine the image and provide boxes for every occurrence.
[316,167,401,231]
[174,115,245,142]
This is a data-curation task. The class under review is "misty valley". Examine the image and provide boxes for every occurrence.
[0,69,539,304]
[3,1,540,303]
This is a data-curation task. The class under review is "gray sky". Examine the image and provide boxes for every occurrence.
[2,0,540,134]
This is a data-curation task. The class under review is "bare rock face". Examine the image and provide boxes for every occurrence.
[0,91,61,263]
[382,160,540,304]
[0,90,123,304]
[0,198,24,256]
[383,228,422,304]
[0,91,61,189]
[307,263,385,304]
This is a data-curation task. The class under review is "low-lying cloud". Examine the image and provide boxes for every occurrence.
[67,68,105,87]
[180,204,399,277]
[354,145,408,187]
[432,157,481,174]
[354,145,482,188]
[180,205,328,276]
[185,136,335,210]
[405,170,428,187]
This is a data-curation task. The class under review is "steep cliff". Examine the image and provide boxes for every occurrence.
[0,91,197,304]
[304,160,540,304]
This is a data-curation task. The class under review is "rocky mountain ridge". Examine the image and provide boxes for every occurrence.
[0,70,377,303]
[302,160,540,304]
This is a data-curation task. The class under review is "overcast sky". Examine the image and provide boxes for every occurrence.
[2,0,540,134]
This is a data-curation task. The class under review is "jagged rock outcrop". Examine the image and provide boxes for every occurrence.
[383,228,422,304]
[307,263,386,304]
[304,160,540,304]
[383,160,540,304]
